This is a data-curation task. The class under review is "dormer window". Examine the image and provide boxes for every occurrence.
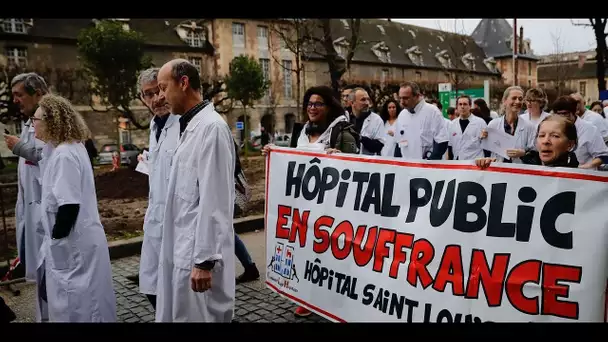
[333,37,349,59]
[109,18,130,31]
[406,45,423,66]
[461,53,475,70]
[176,21,209,48]
[435,50,453,68]
[340,19,350,30]
[377,25,386,35]
[371,41,391,63]
[2,19,33,34]
[483,57,497,72]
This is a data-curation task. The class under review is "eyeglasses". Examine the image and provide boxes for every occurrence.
[307,102,326,109]
[142,88,160,100]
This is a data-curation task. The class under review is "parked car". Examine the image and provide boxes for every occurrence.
[98,143,141,168]
[274,134,291,147]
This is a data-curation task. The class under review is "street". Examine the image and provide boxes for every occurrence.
[1,230,328,323]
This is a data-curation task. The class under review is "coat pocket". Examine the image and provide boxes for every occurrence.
[49,238,72,270]
[174,164,198,202]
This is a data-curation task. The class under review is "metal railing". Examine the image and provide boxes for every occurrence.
[0,182,24,294]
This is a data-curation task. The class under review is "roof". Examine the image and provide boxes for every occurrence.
[471,19,539,61]
[302,19,500,75]
[538,61,608,81]
[0,19,213,51]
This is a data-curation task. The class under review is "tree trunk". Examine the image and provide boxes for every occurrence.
[592,18,607,92]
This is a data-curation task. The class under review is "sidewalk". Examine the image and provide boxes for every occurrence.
[1,230,328,323]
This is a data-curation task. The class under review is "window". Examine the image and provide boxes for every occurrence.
[415,71,422,81]
[186,31,204,47]
[280,28,289,50]
[538,83,545,88]
[232,22,245,48]
[5,47,27,67]
[381,69,389,84]
[259,58,270,96]
[579,81,586,97]
[528,61,532,76]
[3,19,25,33]
[283,60,292,98]
[257,26,268,50]
[189,57,202,74]
[259,58,270,82]
[528,80,532,88]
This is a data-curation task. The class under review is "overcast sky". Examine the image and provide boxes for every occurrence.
[391,19,598,56]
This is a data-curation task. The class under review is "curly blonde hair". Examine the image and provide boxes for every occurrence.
[37,94,91,144]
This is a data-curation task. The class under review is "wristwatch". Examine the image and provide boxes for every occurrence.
[194,260,216,271]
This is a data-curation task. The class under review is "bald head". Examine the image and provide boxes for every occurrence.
[570,92,586,116]
[158,58,202,114]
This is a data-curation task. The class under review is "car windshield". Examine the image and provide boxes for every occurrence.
[102,145,118,152]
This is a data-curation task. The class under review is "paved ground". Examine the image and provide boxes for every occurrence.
[1,230,328,323]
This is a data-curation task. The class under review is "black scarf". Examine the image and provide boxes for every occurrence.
[521,150,579,168]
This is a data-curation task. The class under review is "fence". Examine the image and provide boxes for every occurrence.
[0,182,24,293]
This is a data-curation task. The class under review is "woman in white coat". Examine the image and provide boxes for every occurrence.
[33,94,116,322]
[379,99,402,157]
[481,86,536,163]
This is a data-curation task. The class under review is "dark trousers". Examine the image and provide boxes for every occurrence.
[146,294,156,309]
[235,234,253,267]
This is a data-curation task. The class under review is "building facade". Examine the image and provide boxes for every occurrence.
[537,49,607,103]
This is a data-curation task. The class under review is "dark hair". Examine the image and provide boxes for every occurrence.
[551,96,578,116]
[473,98,491,119]
[447,107,456,116]
[399,81,421,96]
[537,115,578,152]
[171,60,201,91]
[456,95,472,106]
[590,101,604,118]
[302,85,344,125]
[380,99,401,123]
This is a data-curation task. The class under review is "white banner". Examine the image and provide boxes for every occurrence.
[264,147,608,322]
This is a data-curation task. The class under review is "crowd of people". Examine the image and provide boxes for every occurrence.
[1,55,608,322]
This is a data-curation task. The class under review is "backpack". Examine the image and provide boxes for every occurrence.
[329,120,361,152]
[233,141,251,215]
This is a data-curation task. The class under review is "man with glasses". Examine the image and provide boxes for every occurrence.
[135,67,181,310]
[553,96,608,169]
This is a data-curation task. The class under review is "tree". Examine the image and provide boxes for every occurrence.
[224,55,269,160]
[435,20,474,94]
[269,19,315,121]
[547,29,576,96]
[572,18,608,93]
[77,20,152,131]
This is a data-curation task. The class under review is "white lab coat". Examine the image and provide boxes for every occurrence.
[156,103,236,322]
[380,120,398,157]
[486,116,536,163]
[15,120,45,282]
[38,142,116,322]
[447,115,487,160]
[581,110,608,141]
[139,114,181,296]
[359,112,385,155]
[14,120,47,321]
[573,118,608,165]
[394,100,448,160]
[520,110,551,129]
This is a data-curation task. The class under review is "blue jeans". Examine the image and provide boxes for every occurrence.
[235,233,253,267]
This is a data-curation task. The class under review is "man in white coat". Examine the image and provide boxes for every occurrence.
[348,87,385,155]
[136,68,181,310]
[571,92,608,143]
[3,73,48,322]
[447,95,488,161]
[155,59,235,322]
[395,82,449,160]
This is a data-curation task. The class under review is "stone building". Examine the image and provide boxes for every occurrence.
[471,19,539,87]
[537,49,607,103]
[0,18,216,157]
[303,19,502,94]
